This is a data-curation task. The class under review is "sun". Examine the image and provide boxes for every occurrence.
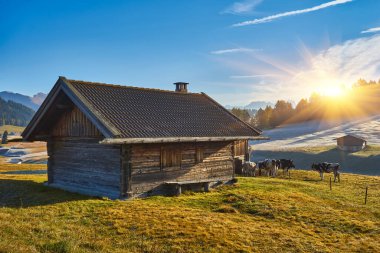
[314,79,348,98]
[321,85,345,97]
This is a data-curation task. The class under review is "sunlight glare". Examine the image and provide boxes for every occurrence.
[320,85,344,97]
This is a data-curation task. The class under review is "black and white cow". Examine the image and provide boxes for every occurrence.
[242,161,257,177]
[311,162,340,182]
[276,159,295,176]
[258,159,278,177]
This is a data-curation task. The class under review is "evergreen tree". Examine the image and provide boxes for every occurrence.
[0,97,35,126]
[2,130,8,144]
[230,108,251,123]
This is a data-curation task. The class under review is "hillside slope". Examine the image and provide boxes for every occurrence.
[252,145,380,176]
[252,115,380,150]
[0,91,46,111]
[0,125,25,133]
[0,97,35,127]
[0,164,378,252]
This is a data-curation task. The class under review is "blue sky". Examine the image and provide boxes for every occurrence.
[1,0,380,105]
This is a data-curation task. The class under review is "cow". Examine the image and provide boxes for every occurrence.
[242,161,257,177]
[276,159,295,177]
[257,161,266,176]
[311,162,340,182]
[257,159,278,177]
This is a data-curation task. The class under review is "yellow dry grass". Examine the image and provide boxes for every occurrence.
[0,125,25,133]
[0,163,379,253]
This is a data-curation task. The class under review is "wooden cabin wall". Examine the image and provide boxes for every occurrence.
[47,138,121,198]
[233,140,248,159]
[233,140,249,175]
[51,107,102,137]
[126,141,234,195]
[47,105,120,198]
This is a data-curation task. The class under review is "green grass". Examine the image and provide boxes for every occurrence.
[252,145,380,176]
[0,125,25,133]
[0,163,379,252]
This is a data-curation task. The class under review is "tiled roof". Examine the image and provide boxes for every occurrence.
[63,78,260,139]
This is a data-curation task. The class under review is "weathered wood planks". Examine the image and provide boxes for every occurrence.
[47,137,121,198]
[127,141,234,196]
[51,107,102,137]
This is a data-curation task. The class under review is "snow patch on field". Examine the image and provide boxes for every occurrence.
[0,142,47,164]
[252,115,380,150]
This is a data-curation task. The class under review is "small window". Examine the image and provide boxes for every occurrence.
[161,147,181,168]
[196,147,204,163]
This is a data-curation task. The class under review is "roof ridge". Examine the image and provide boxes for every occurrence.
[62,77,122,137]
[340,134,366,140]
[200,92,262,135]
[65,78,202,95]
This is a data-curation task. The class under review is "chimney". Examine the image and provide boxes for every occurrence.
[174,82,189,93]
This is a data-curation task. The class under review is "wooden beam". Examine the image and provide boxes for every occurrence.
[120,144,132,198]
[100,136,269,144]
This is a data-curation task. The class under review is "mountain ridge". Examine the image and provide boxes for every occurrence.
[0,97,35,127]
[0,91,46,111]
[225,101,274,110]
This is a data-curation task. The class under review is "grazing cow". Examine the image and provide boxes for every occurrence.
[269,159,278,177]
[311,162,341,182]
[242,161,257,177]
[276,159,295,176]
[257,161,266,176]
[258,159,277,177]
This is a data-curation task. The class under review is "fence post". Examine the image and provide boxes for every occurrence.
[365,186,368,205]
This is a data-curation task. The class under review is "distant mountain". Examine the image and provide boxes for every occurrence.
[0,97,35,127]
[225,101,274,110]
[0,91,46,111]
[31,92,47,106]
[244,101,274,110]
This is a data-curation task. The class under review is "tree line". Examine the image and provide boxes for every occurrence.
[230,78,380,129]
[0,97,35,127]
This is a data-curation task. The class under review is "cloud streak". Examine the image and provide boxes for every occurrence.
[301,34,380,83]
[361,27,380,34]
[219,34,380,104]
[229,74,274,79]
[210,47,260,55]
[232,0,353,27]
[222,0,263,15]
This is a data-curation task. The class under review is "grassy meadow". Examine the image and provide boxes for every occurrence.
[252,145,380,176]
[0,162,379,252]
[0,125,25,133]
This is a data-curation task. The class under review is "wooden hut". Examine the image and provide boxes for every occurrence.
[336,135,367,152]
[22,77,261,198]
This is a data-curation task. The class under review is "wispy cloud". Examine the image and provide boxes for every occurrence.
[230,74,273,79]
[222,0,263,15]
[361,27,380,34]
[215,34,380,105]
[232,0,353,27]
[294,34,380,89]
[211,47,260,55]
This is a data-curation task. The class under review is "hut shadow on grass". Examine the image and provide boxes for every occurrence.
[0,178,93,208]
